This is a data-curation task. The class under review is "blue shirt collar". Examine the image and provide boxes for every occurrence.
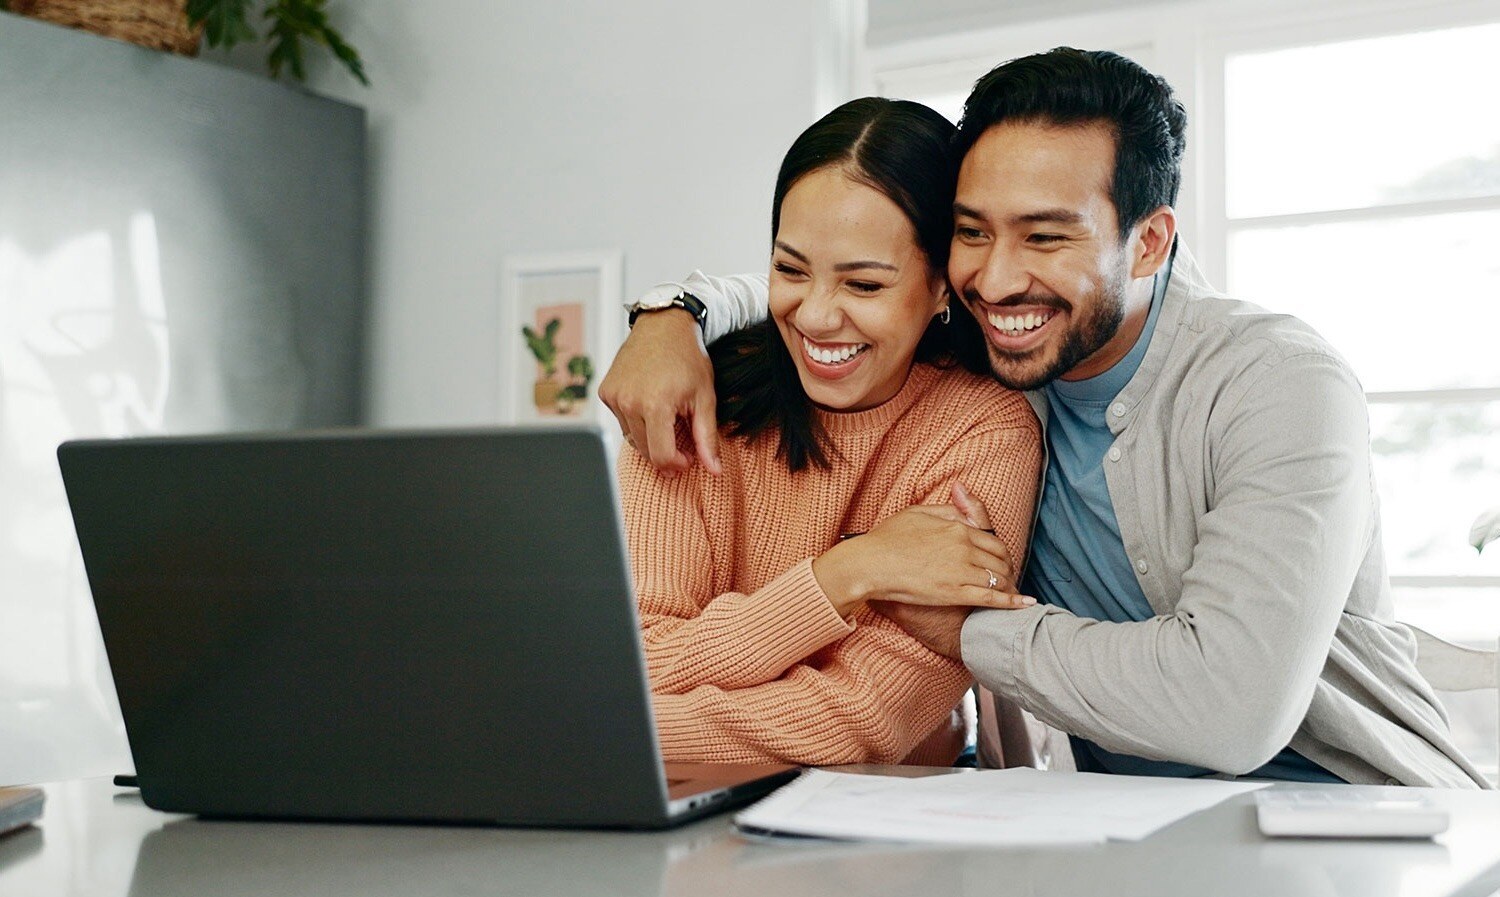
[1047,258,1172,405]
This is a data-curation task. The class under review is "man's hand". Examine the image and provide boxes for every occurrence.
[872,602,970,661]
[598,309,721,474]
[950,481,993,531]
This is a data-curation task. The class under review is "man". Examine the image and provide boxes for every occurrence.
[602,48,1487,787]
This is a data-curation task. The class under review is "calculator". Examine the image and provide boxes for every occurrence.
[1255,789,1449,839]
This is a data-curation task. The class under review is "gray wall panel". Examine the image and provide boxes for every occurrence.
[0,12,366,784]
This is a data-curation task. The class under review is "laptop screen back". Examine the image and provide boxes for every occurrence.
[59,427,674,826]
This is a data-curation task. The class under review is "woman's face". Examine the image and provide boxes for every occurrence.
[770,168,946,413]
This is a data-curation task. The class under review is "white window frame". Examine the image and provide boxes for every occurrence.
[1193,0,1500,594]
[1193,0,1500,283]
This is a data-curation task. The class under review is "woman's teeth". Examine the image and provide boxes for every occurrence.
[988,310,1054,336]
[803,338,868,365]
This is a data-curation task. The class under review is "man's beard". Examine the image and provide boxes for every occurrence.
[969,272,1128,391]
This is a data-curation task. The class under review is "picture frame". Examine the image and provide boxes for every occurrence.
[499,250,624,425]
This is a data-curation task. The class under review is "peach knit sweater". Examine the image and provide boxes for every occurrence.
[619,363,1041,766]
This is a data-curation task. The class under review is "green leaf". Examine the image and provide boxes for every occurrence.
[260,0,368,86]
[265,4,308,83]
[317,17,369,85]
[1470,506,1500,553]
[521,323,559,375]
[186,0,257,48]
[182,0,368,86]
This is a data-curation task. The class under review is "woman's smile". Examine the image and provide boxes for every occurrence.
[798,334,871,379]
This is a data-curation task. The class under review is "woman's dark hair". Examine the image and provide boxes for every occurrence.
[709,96,989,472]
[954,47,1187,238]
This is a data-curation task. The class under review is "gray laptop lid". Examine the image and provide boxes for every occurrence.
[58,426,684,827]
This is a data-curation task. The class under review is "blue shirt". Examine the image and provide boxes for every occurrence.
[1021,265,1342,783]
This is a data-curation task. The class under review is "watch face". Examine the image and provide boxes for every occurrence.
[628,292,704,328]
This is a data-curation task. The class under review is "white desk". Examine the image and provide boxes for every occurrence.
[3,773,1500,897]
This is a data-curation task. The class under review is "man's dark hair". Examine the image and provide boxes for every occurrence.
[710,96,989,472]
[955,47,1187,237]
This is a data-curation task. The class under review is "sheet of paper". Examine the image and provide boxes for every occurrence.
[735,768,1267,846]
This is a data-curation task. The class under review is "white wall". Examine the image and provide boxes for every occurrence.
[866,0,1193,46]
[280,0,831,427]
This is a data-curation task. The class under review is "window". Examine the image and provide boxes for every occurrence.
[1216,23,1500,581]
[868,0,1500,779]
[1212,14,1500,781]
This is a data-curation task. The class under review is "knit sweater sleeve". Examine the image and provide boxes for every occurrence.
[912,391,1042,577]
[619,446,855,694]
[623,436,971,763]
[651,609,973,764]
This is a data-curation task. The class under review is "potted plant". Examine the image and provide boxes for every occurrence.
[522,318,564,414]
[2,0,196,52]
[189,0,366,85]
[521,319,595,416]
[0,0,366,84]
[557,354,595,414]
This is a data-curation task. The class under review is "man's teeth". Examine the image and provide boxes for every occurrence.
[803,339,868,364]
[988,310,1054,335]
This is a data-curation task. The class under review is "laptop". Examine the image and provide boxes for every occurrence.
[57,426,796,828]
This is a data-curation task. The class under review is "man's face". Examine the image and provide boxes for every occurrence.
[948,120,1138,391]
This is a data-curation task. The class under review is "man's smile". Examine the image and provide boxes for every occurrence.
[979,306,1059,352]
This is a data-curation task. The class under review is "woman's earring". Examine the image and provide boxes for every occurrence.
[939,305,952,325]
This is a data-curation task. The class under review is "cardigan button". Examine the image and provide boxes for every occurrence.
[1108,446,1122,462]
[1111,403,1126,418]
[1135,558,1149,574]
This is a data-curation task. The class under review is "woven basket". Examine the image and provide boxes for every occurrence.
[8,0,202,55]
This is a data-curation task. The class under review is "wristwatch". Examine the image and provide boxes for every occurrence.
[627,290,708,329]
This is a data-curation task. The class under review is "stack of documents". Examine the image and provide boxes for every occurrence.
[736,768,1265,845]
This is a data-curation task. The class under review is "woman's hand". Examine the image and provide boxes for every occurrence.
[812,484,1035,616]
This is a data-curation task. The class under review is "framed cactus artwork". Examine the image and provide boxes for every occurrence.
[499,251,623,425]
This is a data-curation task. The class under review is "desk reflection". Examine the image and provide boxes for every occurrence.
[661,829,1448,897]
[0,826,44,875]
[0,777,1466,897]
[121,802,1454,897]
[127,815,684,897]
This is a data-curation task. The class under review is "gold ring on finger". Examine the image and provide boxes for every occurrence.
[985,568,998,590]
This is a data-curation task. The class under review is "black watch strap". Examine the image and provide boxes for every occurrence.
[628,291,708,328]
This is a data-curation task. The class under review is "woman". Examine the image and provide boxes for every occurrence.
[620,97,1041,766]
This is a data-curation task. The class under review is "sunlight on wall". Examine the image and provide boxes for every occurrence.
[1,9,364,785]
[0,216,175,784]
